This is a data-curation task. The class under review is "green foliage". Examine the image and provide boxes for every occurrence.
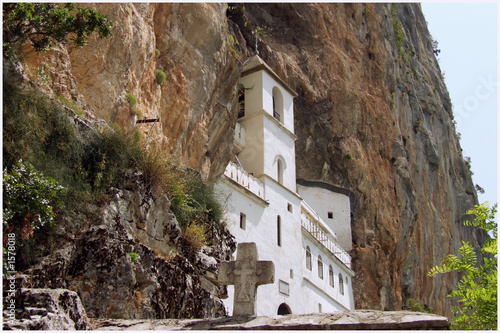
[3,3,113,58]
[429,203,497,330]
[3,160,65,231]
[167,169,223,229]
[405,298,434,314]
[155,69,166,85]
[3,77,224,260]
[57,95,85,116]
[182,222,207,252]
[391,5,410,66]
[345,153,353,160]
[129,252,139,262]
[155,48,160,58]
[125,93,137,107]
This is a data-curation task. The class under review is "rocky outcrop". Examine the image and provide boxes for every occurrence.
[12,2,482,319]
[94,310,450,330]
[18,3,241,179]
[15,171,235,319]
[2,288,89,330]
[226,3,484,316]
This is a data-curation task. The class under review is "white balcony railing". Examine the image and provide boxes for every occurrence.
[301,212,352,269]
[223,162,265,200]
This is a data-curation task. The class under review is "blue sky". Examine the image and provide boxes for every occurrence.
[421,2,498,208]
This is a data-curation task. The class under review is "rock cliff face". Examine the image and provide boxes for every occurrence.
[16,3,483,318]
[226,3,484,315]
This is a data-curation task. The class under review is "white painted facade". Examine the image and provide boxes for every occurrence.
[216,56,354,316]
[297,183,353,251]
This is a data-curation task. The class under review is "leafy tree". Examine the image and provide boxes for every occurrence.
[429,203,497,330]
[3,160,65,235]
[3,3,113,58]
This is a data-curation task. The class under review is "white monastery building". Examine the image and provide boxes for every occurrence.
[216,56,355,316]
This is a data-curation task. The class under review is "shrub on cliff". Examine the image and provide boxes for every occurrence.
[429,203,497,330]
[155,69,166,85]
[3,76,224,264]
[3,3,113,58]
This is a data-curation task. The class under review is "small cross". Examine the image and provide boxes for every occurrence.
[219,243,274,316]
[252,29,262,55]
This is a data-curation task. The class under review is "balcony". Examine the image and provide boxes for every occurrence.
[223,161,265,201]
[301,208,352,270]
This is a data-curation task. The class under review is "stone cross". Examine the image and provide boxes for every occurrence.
[219,242,274,316]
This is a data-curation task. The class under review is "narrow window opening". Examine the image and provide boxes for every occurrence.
[277,159,284,184]
[237,86,245,118]
[272,86,283,123]
[318,255,323,279]
[306,246,312,270]
[240,213,246,230]
[290,269,294,279]
[339,273,344,295]
[277,215,282,246]
[329,265,334,287]
[318,303,322,313]
[287,203,293,212]
[328,212,333,219]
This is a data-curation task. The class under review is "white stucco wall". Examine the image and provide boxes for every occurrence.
[297,185,352,251]
[216,175,305,316]
[302,235,355,312]
[262,116,296,192]
[239,71,263,118]
[261,71,294,133]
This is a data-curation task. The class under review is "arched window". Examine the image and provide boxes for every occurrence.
[329,265,334,287]
[272,86,283,123]
[237,84,245,118]
[318,255,323,279]
[277,159,284,184]
[277,215,281,246]
[339,273,344,295]
[306,246,312,270]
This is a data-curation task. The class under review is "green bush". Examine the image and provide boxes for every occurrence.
[57,95,85,116]
[129,252,139,262]
[3,76,224,258]
[155,48,160,58]
[125,93,137,107]
[3,160,65,231]
[155,69,166,85]
[429,203,497,330]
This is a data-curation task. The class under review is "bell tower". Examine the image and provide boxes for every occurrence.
[235,56,298,192]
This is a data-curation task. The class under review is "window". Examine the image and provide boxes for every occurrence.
[329,265,334,287]
[290,269,294,279]
[318,303,322,313]
[328,212,333,219]
[339,273,344,295]
[279,280,289,296]
[306,246,312,270]
[240,213,246,230]
[237,85,245,118]
[272,86,283,123]
[277,159,284,184]
[318,255,323,279]
[287,203,293,213]
[277,215,281,246]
